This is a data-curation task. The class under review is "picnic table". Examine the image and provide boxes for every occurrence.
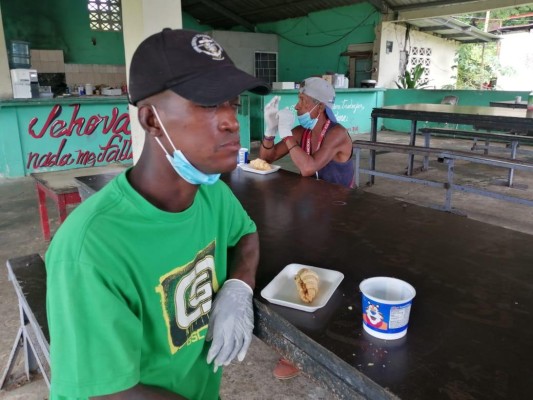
[70,167,533,399]
[489,100,527,109]
[369,103,533,183]
[226,167,533,399]
[30,164,129,240]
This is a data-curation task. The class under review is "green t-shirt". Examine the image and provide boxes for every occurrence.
[45,171,256,399]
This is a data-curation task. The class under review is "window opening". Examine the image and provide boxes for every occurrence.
[409,47,431,85]
[254,52,277,84]
[88,0,122,32]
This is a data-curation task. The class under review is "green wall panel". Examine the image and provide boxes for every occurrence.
[0,97,132,178]
[259,89,385,140]
[257,4,379,82]
[1,0,125,65]
[182,12,212,32]
[0,107,25,177]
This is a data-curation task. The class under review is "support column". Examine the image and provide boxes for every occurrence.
[121,0,183,163]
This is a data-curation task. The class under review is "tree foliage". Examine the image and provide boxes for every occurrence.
[449,6,532,89]
[451,43,514,89]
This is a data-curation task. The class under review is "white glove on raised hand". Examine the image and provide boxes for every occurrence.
[277,108,295,139]
[264,96,281,138]
[206,279,254,373]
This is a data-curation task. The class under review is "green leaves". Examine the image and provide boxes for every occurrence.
[396,64,428,89]
[454,43,513,89]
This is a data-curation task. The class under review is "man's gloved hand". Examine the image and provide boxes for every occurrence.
[264,96,281,138]
[277,108,295,139]
[206,279,254,373]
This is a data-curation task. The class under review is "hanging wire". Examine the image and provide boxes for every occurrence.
[260,10,379,48]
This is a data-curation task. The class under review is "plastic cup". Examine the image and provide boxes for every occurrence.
[359,277,416,340]
[238,148,249,164]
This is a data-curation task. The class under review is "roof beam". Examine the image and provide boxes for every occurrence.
[441,33,473,38]
[197,0,255,31]
[366,0,391,13]
[418,25,450,32]
[396,0,533,21]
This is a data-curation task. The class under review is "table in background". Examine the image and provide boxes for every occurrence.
[70,167,533,399]
[30,164,129,241]
[370,103,533,182]
[489,100,527,109]
[76,172,121,201]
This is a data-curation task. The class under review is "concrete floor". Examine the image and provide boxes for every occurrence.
[1,130,533,399]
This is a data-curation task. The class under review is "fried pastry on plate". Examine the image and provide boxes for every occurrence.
[249,158,272,171]
[294,268,319,303]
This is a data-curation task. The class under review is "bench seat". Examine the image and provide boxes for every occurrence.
[353,140,533,212]
[416,127,533,186]
[418,127,533,145]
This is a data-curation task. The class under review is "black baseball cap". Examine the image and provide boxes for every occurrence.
[128,28,271,106]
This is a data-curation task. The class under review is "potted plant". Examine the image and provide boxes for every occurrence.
[396,64,428,89]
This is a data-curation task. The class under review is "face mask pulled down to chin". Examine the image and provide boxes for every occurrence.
[151,105,220,185]
[298,103,319,130]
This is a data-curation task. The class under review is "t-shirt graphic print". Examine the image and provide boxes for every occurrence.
[156,241,217,354]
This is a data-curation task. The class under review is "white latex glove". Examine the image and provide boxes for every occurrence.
[277,108,295,139]
[264,96,280,138]
[206,279,254,372]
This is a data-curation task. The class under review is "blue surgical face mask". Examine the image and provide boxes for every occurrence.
[297,103,319,129]
[152,106,220,185]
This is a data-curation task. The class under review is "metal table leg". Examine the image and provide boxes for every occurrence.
[369,116,378,185]
[407,120,417,176]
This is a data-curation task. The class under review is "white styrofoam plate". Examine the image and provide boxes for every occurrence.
[238,163,281,175]
[261,263,344,312]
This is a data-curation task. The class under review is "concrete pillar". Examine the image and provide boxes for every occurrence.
[0,5,14,99]
[122,0,183,163]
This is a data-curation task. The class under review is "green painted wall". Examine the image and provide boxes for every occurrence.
[1,2,378,71]
[257,3,380,82]
[0,97,132,177]
[182,12,212,32]
[1,0,125,64]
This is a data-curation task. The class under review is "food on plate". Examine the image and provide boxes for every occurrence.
[294,268,319,303]
[249,158,272,171]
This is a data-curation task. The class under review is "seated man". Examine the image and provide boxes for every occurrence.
[259,77,354,188]
[45,28,270,399]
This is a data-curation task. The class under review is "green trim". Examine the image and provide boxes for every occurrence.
[0,96,128,108]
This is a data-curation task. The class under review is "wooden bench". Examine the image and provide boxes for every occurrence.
[417,127,533,186]
[353,140,533,212]
[1,254,50,389]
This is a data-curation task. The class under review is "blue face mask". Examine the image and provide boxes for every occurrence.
[152,106,220,185]
[297,103,319,130]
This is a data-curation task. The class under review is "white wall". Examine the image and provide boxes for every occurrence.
[497,31,533,91]
[209,30,278,75]
[377,22,458,89]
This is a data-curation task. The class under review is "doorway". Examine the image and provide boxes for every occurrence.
[342,43,373,88]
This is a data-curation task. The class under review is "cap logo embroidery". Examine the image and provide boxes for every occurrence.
[191,34,225,60]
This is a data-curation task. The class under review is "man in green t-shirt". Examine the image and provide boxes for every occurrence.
[45,28,270,399]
